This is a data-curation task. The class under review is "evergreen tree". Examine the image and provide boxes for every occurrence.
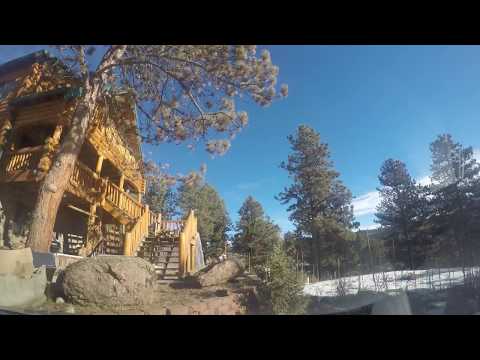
[256,244,308,314]
[354,229,388,273]
[277,125,355,278]
[428,134,480,267]
[233,196,281,265]
[177,174,231,258]
[25,45,287,252]
[143,162,177,218]
[375,159,428,269]
[283,231,300,257]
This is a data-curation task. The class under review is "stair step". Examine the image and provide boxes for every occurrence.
[163,269,179,276]
[160,275,179,280]
[157,279,180,285]
[165,263,180,269]
[150,256,177,260]
[153,259,180,266]
[155,265,179,271]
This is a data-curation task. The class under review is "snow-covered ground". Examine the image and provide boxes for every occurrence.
[304,267,480,297]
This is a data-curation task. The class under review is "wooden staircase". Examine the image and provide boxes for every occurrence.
[137,231,181,283]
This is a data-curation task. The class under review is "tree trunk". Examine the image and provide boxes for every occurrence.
[26,96,95,252]
[25,46,126,253]
[312,237,320,278]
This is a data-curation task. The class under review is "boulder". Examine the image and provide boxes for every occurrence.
[444,286,479,315]
[371,291,412,315]
[0,266,47,308]
[190,258,244,288]
[59,256,157,307]
[0,248,34,277]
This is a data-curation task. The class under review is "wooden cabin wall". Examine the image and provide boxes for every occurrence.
[0,64,32,84]
[12,99,66,130]
[0,58,146,254]
[88,123,144,194]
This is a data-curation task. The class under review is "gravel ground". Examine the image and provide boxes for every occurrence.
[2,274,259,315]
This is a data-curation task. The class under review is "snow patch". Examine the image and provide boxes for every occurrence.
[304,267,480,297]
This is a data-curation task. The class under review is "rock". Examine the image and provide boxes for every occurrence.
[0,248,34,277]
[190,259,244,288]
[371,291,412,315]
[0,266,47,308]
[56,297,65,304]
[215,289,229,297]
[445,286,479,315]
[59,256,157,307]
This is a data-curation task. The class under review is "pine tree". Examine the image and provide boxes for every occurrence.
[233,196,281,265]
[256,244,308,314]
[428,134,480,267]
[24,45,287,252]
[375,159,428,269]
[143,162,177,218]
[144,183,176,218]
[177,175,231,258]
[277,125,355,278]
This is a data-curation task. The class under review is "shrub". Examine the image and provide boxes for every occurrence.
[255,245,308,314]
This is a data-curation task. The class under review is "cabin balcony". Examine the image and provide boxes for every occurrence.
[0,146,145,226]
[0,145,44,182]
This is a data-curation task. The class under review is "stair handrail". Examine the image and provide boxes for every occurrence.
[104,180,144,219]
[124,204,150,256]
[149,211,162,236]
[178,209,199,276]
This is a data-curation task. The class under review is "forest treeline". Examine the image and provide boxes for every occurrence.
[146,126,480,284]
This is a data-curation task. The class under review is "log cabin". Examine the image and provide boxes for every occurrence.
[0,50,203,279]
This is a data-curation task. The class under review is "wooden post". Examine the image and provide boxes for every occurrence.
[0,118,12,148]
[179,232,186,275]
[190,242,196,273]
[52,125,63,144]
[95,154,104,175]
[119,173,125,191]
[123,232,132,256]
[88,203,97,225]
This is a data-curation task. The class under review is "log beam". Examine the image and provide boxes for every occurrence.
[95,154,104,175]
[119,174,125,191]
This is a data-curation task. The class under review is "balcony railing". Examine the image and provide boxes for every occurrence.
[1,145,43,176]
[69,161,102,195]
[104,181,144,220]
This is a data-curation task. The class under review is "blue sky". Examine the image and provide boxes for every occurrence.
[2,45,480,232]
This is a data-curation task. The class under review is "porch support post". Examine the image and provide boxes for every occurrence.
[52,125,63,144]
[119,173,125,191]
[95,154,104,175]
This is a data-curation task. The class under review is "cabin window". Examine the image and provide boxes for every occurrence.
[14,124,55,149]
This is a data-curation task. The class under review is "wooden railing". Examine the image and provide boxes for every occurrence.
[2,146,43,174]
[178,210,199,276]
[123,205,151,256]
[149,211,162,236]
[70,161,101,194]
[104,181,143,220]
[161,220,184,236]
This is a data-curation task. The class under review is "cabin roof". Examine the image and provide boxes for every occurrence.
[0,50,53,78]
[1,50,143,165]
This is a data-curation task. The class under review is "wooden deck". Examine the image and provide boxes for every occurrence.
[0,147,143,226]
